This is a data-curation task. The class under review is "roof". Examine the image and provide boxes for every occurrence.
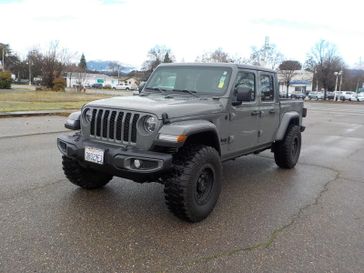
[290,80,311,85]
[158,63,276,73]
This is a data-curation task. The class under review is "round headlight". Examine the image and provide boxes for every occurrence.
[84,108,92,123]
[144,116,157,133]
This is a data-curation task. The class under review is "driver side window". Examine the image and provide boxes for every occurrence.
[234,71,256,102]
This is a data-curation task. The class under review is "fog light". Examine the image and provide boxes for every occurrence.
[134,159,142,169]
[58,141,67,153]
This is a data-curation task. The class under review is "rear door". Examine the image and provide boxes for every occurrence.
[258,72,280,145]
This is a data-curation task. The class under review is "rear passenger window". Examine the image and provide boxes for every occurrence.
[260,74,274,101]
[234,71,256,102]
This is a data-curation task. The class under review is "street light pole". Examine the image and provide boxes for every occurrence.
[28,60,32,86]
[334,72,339,91]
[334,72,339,101]
[339,70,343,91]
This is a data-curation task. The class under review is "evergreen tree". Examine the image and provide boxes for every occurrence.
[79,53,87,71]
[163,52,172,63]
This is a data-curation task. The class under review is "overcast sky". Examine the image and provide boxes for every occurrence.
[1,0,363,69]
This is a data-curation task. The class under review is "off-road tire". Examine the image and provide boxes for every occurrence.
[62,156,112,189]
[164,145,222,222]
[273,125,301,169]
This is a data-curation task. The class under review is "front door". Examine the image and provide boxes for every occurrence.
[227,70,259,157]
[258,72,279,144]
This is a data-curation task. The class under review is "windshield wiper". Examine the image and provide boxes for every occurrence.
[171,89,199,97]
[145,87,168,94]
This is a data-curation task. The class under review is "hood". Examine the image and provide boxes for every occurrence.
[87,94,225,119]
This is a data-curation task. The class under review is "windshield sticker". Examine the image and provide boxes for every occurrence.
[218,76,226,88]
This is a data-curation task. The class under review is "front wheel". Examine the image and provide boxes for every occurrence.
[164,145,222,222]
[273,125,301,169]
[62,156,113,189]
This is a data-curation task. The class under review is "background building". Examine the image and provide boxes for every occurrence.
[65,72,119,88]
[278,70,313,95]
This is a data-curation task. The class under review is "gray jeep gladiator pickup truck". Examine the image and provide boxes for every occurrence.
[57,63,306,222]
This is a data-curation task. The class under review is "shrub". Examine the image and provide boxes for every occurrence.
[0,71,12,89]
[103,84,112,89]
[52,77,66,91]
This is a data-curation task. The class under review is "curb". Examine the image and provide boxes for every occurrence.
[0,110,76,118]
[0,130,70,139]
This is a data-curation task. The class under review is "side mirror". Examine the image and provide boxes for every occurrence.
[232,87,253,105]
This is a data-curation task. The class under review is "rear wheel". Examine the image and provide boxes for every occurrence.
[62,156,112,189]
[164,145,222,222]
[273,125,301,169]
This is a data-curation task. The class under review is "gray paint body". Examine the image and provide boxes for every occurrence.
[74,63,305,161]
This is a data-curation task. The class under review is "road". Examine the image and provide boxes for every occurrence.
[0,102,363,273]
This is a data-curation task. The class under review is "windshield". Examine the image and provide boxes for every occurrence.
[145,66,232,95]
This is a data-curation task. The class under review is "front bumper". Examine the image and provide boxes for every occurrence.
[57,133,173,182]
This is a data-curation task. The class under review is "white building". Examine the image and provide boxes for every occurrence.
[278,70,313,94]
[65,72,119,88]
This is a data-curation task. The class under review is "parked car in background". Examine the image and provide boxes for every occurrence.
[308,91,323,100]
[339,91,356,101]
[326,91,335,100]
[291,91,306,100]
[91,83,103,89]
[113,82,133,90]
[355,92,364,102]
[349,93,358,101]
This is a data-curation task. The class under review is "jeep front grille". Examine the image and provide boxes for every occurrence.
[89,108,140,144]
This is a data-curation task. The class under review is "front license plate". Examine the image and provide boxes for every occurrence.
[84,147,104,165]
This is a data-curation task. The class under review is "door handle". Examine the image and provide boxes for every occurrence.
[251,110,260,116]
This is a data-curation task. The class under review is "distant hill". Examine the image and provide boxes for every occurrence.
[87,60,135,74]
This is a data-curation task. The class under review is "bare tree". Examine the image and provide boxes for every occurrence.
[195,48,233,63]
[305,40,344,98]
[108,61,125,78]
[143,45,174,71]
[142,45,174,79]
[246,39,284,69]
[24,41,72,89]
[278,60,302,97]
[27,48,44,84]
[39,41,64,87]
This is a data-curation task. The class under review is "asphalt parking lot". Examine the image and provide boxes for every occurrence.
[0,102,363,273]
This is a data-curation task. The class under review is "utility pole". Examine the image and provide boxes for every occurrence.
[260,36,270,68]
[1,47,5,71]
[314,68,319,91]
